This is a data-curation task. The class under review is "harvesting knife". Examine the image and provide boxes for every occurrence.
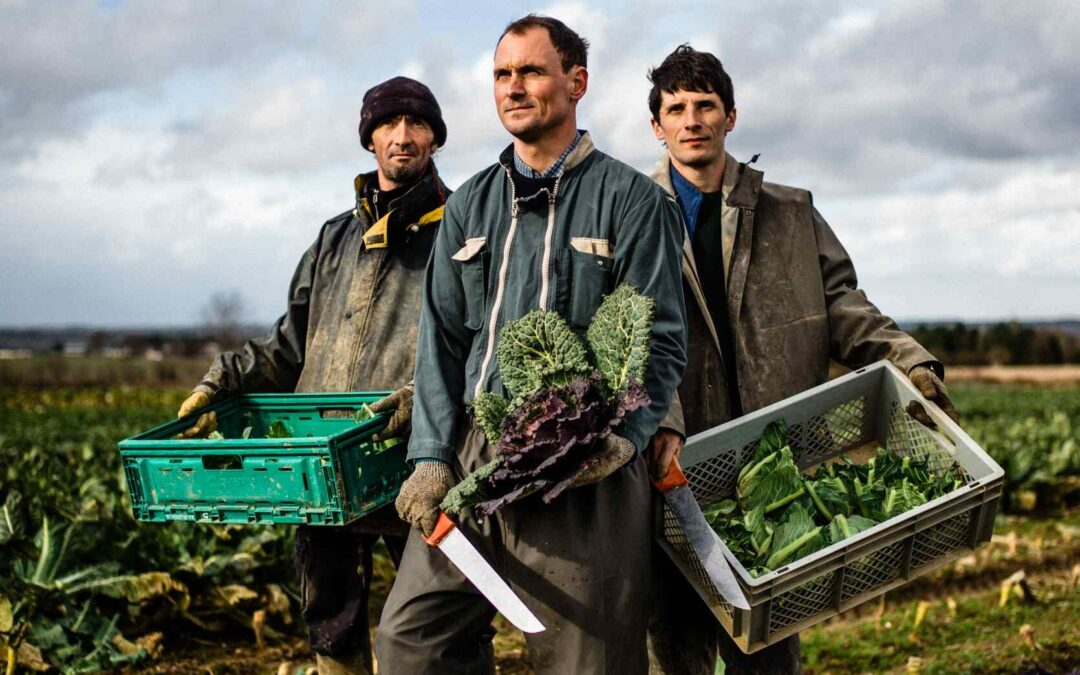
[424,512,545,633]
[655,459,751,611]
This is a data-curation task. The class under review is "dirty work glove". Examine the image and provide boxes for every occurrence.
[571,434,636,489]
[370,383,414,441]
[649,429,685,481]
[396,460,455,537]
[176,391,216,438]
[906,365,959,428]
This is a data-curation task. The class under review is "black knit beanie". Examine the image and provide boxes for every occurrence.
[359,76,447,150]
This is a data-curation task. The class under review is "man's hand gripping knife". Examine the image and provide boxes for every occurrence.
[906,365,960,428]
[649,429,684,481]
[176,391,216,438]
[396,460,455,537]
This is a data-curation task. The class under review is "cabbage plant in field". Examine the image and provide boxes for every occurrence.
[442,284,654,518]
[0,389,299,673]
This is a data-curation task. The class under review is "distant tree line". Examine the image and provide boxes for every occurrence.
[909,322,1080,366]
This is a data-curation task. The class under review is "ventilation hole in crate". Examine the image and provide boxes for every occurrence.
[124,465,143,505]
[685,452,741,506]
[911,511,972,569]
[202,456,242,470]
[840,542,904,600]
[768,570,836,633]
[661,505,733,618]
[885,402,973,483]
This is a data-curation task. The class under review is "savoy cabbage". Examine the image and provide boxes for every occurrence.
[442,284,655,517]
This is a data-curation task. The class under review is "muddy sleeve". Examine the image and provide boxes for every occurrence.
[194,235,318,399]
[408,193,471,463]
[657,390,686,438]
[613,188,689,453]
[813,199,942,377]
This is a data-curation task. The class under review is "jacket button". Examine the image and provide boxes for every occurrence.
[345,311,353,319]
[744,208,753,216]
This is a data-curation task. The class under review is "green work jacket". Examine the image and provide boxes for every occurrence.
[409,132,688,462]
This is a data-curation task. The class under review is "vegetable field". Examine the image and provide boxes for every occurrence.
[2,383,1079,673]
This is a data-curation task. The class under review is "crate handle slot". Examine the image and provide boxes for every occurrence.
[318,407,359,419]
[202,456,243,470]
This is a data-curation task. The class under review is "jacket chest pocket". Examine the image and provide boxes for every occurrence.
[453,237,489,331]
[557,238,614,329]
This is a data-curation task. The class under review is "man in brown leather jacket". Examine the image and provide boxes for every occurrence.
[176,77,451,675]
[643,46,958,675]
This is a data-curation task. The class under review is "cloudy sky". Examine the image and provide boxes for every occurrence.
[2,0,1077,327]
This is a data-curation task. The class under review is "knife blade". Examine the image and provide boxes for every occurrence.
[654,459,751,611]
[424,512,545,633]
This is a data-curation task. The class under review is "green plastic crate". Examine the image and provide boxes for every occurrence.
[118,392,409,526]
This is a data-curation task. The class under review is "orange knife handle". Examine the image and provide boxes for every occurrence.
[424,512,457,546]
[653,456,689,492]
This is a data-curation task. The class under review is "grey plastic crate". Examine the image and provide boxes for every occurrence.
[657,360,1004,653]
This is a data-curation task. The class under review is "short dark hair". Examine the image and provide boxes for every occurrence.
[499,14,589,72]
[648,44,734,122]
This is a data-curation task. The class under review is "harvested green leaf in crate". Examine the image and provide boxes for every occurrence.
[705,420,964,576]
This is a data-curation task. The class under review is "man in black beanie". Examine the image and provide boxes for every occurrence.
[177,76,452,675]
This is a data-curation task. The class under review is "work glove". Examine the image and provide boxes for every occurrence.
[370,383,413,441]
[906,365,960,428]
[176,391,216,438]
[570,434,637,488]
[649,428,685,481]
[396,460,455,537]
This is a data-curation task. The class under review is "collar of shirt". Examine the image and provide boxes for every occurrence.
[513,130,583,179]
[670,165,707,240]
[669,157,742,239]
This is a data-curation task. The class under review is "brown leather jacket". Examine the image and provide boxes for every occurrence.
[195,167,450,399]
[653,154,939,436]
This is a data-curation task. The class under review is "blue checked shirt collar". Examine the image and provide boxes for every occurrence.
[513,130,583,178]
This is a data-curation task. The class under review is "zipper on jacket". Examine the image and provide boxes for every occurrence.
[474,167,520,400]
[537,175,562,311]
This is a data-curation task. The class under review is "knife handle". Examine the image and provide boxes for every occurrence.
[424,512,457,546]
[653,457,690,492]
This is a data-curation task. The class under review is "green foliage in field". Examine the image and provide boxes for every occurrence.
[951,385,1080,511]
[2,382,1077,671]
[0,388,299,672]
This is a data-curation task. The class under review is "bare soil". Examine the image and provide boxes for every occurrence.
[945,365,1080,385]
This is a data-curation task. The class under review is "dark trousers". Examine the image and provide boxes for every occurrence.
[648,549,802,674]
[292,522,407,668]
[375,423,654,674]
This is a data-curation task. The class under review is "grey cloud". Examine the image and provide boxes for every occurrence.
[722,1,1080,193]
[0,1,411,160]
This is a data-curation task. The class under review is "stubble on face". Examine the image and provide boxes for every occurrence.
[493,28,575,142]
[653,89,732,172]
[371,116,435,188]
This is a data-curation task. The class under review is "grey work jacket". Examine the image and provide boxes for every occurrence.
[652,153,940,435]
[409,133,688,462]
[196,167,450,399]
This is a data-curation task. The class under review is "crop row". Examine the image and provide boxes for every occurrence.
[1,384,1077,672]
